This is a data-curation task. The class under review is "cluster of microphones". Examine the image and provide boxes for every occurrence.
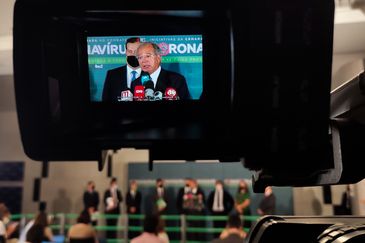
[118,76,179,102]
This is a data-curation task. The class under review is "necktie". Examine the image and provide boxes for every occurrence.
[217,190,221,208]
[131,70,137,81]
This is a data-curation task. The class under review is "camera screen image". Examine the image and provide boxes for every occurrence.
[87,35,203,102]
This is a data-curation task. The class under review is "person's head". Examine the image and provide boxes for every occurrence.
[215,180,224,191]
[130,180,138,191]
[77,210,91,224]
[87,181,95,191]
[110,177,118,188]
[226,213,242,229]
[264,186,273,197]
[156,178,164,188]
[238,180,248,193]
[125,37,141,68]
[191,179,198,188]
[137,42,162,74]
[184,178,192,187]
[143,214,160,234]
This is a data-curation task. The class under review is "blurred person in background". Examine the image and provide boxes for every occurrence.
[212,213,246,243]
[83,181,100,226]
[126,180,142,239]
[68,210,98,243]
[26,211,53,243]
[257,186,276,216]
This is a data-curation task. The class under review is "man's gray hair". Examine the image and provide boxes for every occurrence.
[137,42,162,55]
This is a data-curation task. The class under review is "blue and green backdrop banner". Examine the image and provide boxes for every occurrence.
[87,35,203,101]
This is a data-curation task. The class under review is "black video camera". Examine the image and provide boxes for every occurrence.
[14,0,340,190]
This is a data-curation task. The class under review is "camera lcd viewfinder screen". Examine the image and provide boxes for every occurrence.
[87,35,203,102]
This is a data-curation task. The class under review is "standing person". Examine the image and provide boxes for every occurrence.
[235,180,251,229]
[184,179,206,241]
[102,37,142,101]
[83,181,100,226]
[154,178,167,214]
[131,42,191,100]
[103,177,123,240]
[207,180,234,238]
[340,185,352,215]
[257,186,276,216]
[176,178,192,215]
[126,180,142,239]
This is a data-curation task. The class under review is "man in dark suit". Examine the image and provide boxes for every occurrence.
[125,180,142,240]
[131,42,191,100]
[183,179,206,241]
[257,186,276,216]
[103,177,123,240]
[207,180,234,238]
[176,178,192,214]
[83,181,100,226]
[153,178,168,214]
[102,37,141,102]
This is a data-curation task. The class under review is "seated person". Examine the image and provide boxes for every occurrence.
[68,210,98,243]
[212,213,246,243]
[131,214,162,243]
[26,212,53,243]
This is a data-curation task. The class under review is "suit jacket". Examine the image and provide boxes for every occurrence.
[103,188,123,214]
[207,189,234,215]
[131,68,191,100]
[83,190,100,211]
[126,190,142,214]
[258,194,276,215]
[176,187,187,214]
[102,65,128,102]
[152,187,168,214]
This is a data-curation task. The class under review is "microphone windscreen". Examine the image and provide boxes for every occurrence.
[144,80,154,90]
[145,88,155,100]
[154,91,163,101]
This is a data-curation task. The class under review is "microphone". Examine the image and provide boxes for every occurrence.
[141,73,151,84]
[154,91,163,101]
[119,89,133,101]
[144,80,155,101]
[164,87,179,100]
[133,85,145,101]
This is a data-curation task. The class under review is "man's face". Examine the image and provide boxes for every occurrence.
[130,182,137,191]
[88,183,95,191]
[157,180,164,187]
[126,42,140,56]
[137,44,161,74]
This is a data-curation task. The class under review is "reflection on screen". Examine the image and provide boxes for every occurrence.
[87,35,203,102]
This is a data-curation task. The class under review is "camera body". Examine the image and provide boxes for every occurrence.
[14,0,336,187]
